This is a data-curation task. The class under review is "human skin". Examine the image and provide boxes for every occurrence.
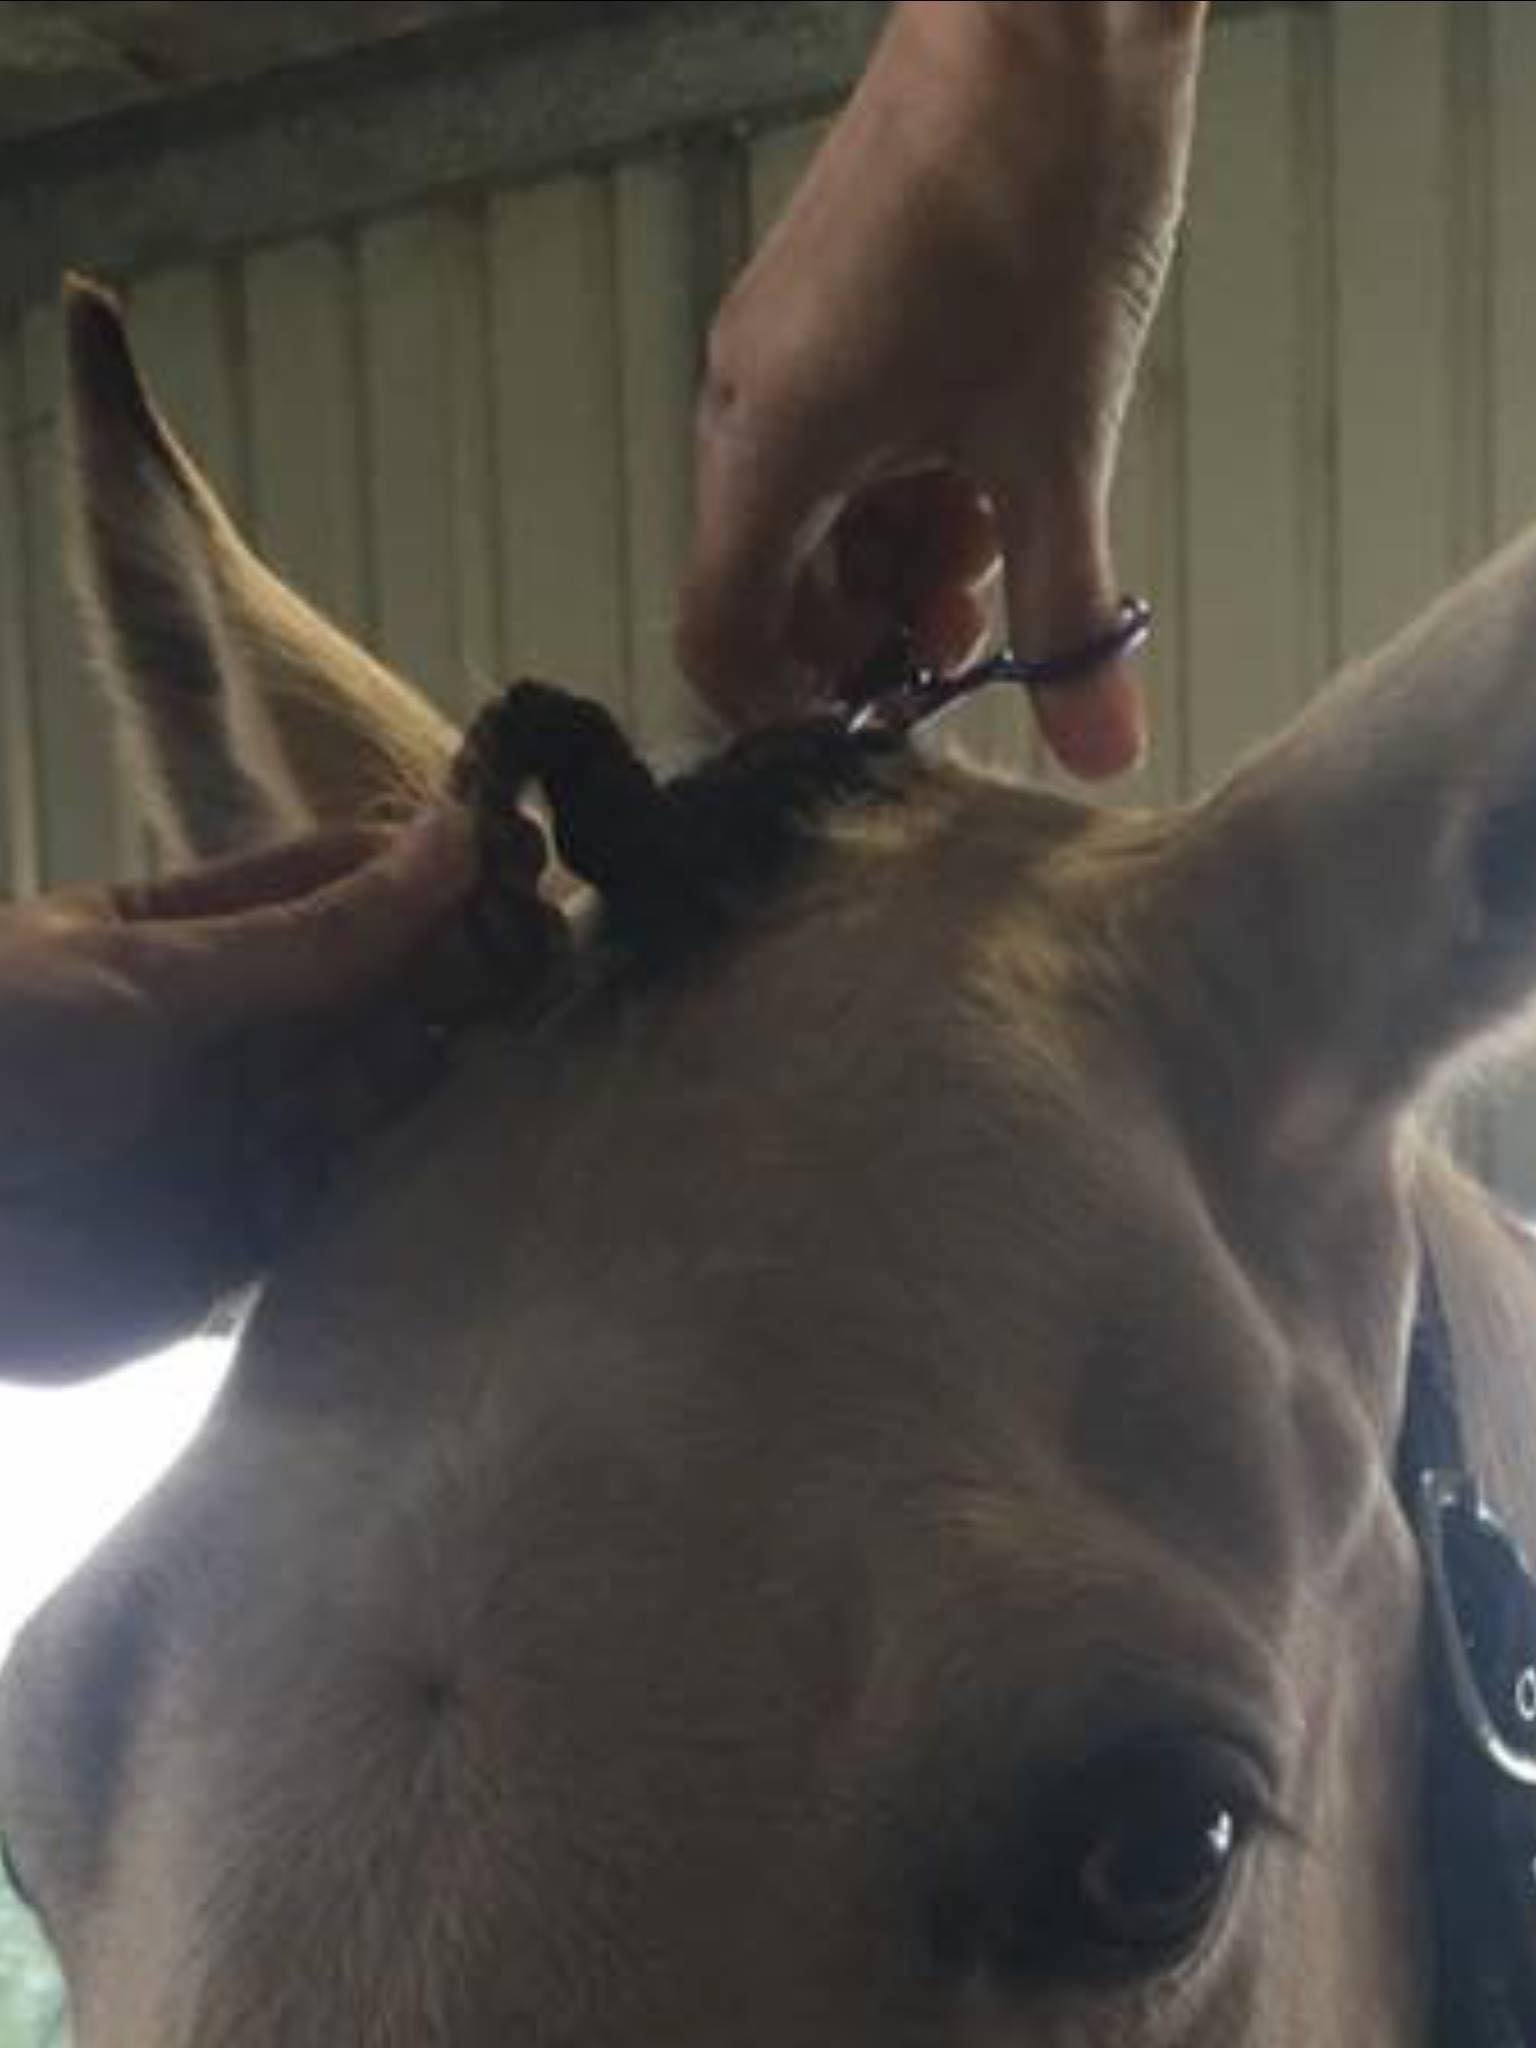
[679,0,1210,778]
[0,813,473,1380]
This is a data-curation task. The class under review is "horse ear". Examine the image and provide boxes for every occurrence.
[64,275,458,866]
[1156,525,1536,1140]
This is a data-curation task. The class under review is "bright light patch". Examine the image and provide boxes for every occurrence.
[0,1336,235,1658]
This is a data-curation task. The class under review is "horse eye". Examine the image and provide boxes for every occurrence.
[1058,1741,1252,1964]
[1073,1785,1235,1949]
[925,1737,1263,1989]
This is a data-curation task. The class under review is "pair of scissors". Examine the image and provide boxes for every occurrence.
[841,595,1153,737]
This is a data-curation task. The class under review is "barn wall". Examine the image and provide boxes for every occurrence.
[4,0,1536,1190]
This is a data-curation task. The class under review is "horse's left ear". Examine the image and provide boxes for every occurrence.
[63,276,458,867]
[1153,525,1536,1136]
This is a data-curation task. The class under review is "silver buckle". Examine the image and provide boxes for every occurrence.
[1417,1468,1536,1790]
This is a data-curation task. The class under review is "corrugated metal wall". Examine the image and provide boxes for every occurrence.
[4,0,1536,1184]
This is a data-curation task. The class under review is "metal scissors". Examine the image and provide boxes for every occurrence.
[841,595,1153,736]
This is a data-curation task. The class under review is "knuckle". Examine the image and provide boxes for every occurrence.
[1110,228,1174,332]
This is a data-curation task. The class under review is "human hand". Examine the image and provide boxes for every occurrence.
[679,0,1208,777]
[0,814,474,1380]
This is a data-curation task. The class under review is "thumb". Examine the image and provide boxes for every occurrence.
[996,479,1147,782]
[118,808,475,1036]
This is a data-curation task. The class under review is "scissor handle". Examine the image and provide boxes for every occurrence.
[845,596,1153,736]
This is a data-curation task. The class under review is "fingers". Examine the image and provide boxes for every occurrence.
[687,405,1148,775]
[996,483,1147,780]
[836,473,999,612]
[832,472,1001,675]
[912,580,995,675]
[109,808,475,1038]
[684,465,1005,726]
[111,826,386,924]
[1029,658,1146,782]
[689,448,1148,779]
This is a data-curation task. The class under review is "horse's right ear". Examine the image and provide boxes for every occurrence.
[1155,525,1536,1148]
[64,276,458,866]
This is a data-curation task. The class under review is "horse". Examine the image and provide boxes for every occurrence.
[4,274,1536,2046]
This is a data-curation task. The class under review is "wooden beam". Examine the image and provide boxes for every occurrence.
[0,3,886,319]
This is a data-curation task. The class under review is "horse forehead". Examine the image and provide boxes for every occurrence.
[388,1030,1358,1649]
[268,859,1372,1609]
[194,793,1381,1626]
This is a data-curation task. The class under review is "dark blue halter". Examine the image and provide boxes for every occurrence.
[1402,1264,1536,2048]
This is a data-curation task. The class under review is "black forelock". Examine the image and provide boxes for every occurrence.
[451,681,917,984]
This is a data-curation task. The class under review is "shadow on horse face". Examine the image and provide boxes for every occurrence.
[10,277,1536,2044]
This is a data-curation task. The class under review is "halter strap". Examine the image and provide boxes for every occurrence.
[1402,1248,1536,2046]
